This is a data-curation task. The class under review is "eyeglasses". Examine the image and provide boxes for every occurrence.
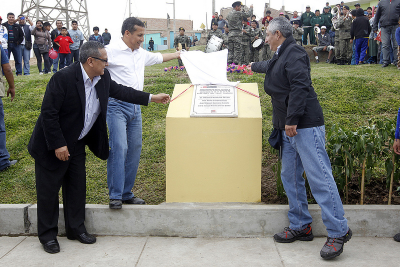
[91,56,108,63]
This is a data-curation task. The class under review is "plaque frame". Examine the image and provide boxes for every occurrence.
[190,84,238,117]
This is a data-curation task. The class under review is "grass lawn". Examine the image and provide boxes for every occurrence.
[1,45,400,205]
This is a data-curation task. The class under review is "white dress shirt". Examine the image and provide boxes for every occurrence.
[105,37,163,91]
[78,63,101,140]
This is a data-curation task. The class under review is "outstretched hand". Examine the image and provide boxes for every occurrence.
[151,93,170,104]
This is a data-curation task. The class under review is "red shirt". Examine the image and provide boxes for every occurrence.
[54,35,74,54]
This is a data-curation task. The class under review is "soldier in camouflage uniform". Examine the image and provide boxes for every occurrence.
[226,1,253,64]
[332,27,340,64]
[249,20,262,62]
[261,20,273,61]
[174,27,191,66]
[336,6,353,65]
[292,21,304,46]
[241,18,252,65]
[206,22,227,52]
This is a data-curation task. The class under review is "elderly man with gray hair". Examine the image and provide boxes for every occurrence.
[28,41,170,254]
[250,17,351,260]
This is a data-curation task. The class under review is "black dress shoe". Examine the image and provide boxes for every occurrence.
[68,232,96,244]
[382,63,389,68]
[123,196,146,204]
[42,239,60,254]
[109,199,122,209]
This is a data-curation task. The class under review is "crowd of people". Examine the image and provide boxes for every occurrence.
[1,0,400,260]
[201,1,400,68]
[0,13,111,75]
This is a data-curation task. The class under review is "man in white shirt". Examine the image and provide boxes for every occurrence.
[106,17,180,209]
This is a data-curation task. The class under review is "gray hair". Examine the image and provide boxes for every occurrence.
[268,17,292,38]
[79,41,105,63]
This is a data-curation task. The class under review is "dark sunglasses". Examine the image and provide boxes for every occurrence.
[91,56,108,63]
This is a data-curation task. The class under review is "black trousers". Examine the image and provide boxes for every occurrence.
[35,140,86,243]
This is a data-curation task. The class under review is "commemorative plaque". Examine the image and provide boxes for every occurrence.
[190,84,238,117]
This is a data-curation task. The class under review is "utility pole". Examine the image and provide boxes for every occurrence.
[212,0,215,15]
[129,0,132,17]
[166,0,176,48]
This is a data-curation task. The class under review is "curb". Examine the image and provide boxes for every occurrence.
[1,203,399,237]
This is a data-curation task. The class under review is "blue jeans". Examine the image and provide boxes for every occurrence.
[52,48,66,73]
[70,49,79,63]
[107,99,142,200]
[381,25,398,65]
[281,126,348,238]
[7,43,22,75]
[58,53,71,69]
[0,98,10,171]
[19,44,31,75]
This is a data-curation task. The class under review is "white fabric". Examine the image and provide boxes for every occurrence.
[106,38,163,91]
[180,49,238,86]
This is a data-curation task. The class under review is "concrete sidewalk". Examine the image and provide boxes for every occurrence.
[0,236,397,266]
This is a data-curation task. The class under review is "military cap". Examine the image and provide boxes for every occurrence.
[179,27,185,31]
[293,20,299,25]
[212,22,218,26]
[324,6,330,9]
[354,3,360,6]
[232,1,242,7]
[343,5,350,10]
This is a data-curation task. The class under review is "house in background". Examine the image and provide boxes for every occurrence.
[139,17,203,51]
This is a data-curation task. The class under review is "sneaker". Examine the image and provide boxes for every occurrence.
[39,72,44,75]
[122,196,146,205]
[273,224,314,243]
[393,233,400,242]
[109,199,122,209]
[316,59,319,63]
[320,228,352,259]
[325,59,330,63]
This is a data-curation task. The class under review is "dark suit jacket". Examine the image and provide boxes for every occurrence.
[28,62,150,170]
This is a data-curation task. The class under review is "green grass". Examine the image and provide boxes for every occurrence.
[1,48,400,204]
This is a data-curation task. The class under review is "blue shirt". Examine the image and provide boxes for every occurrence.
[68,29,84,50]
[0,47,9,65]
[396,107,400,139]
[396,27,400,48]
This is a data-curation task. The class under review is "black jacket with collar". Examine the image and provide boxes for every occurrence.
[28,62,150,170]
[251,35,324,130]
[1,22,24,45]
[373,0,400,30]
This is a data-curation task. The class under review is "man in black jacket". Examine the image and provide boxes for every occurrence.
[373,0,400,67]
[1,13,24,75]
[251,17,351,260]
[351,8,371,64]
[28,41,170,254]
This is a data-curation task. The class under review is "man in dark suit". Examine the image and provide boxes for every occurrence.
[28,41,170,254]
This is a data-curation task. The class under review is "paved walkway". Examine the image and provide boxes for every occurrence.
[0,236,397,266]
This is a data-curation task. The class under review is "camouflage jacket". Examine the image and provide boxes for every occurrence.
[226,7,253,36]
[249,27,262,41]
[336,15,353,40]
[241,25,252,43]
[207,29,227,43]
[174,34,191,49]
[292,27,304,41]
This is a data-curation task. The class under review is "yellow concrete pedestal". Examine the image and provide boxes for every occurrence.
[166,83,262,202]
